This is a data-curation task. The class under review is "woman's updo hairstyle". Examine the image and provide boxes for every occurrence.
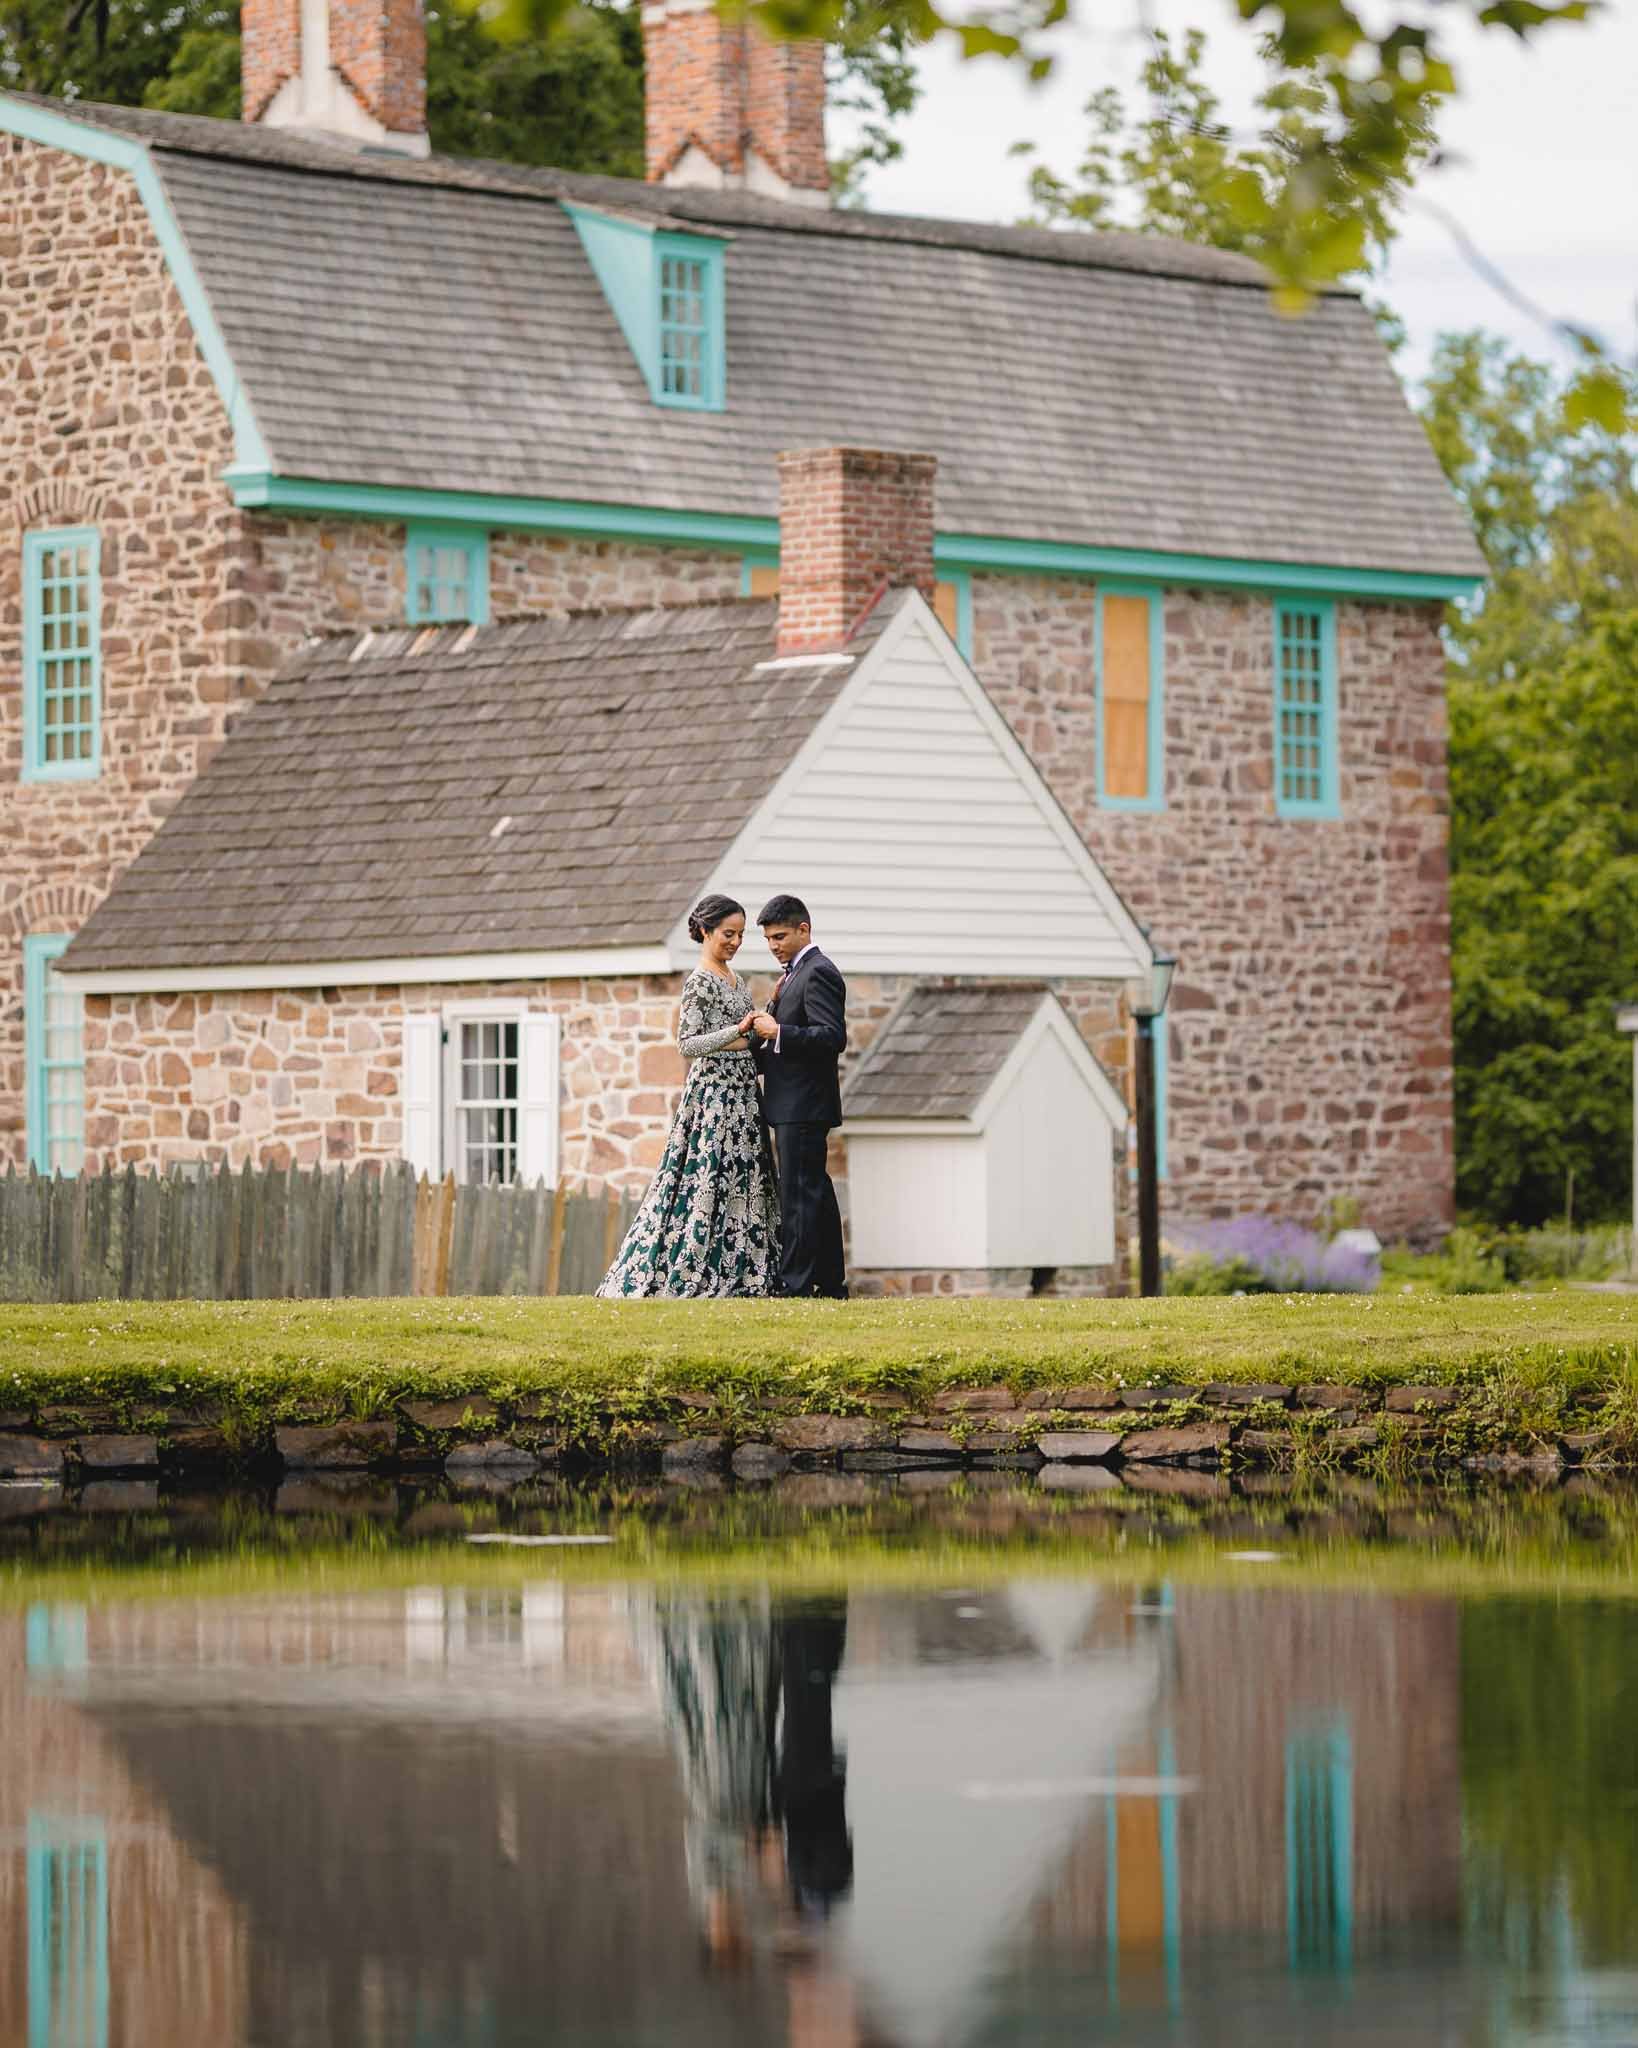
[687,894,745,944]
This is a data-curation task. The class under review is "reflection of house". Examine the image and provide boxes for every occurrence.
[0,1580,1466,2048]
[0,1610,249,2048]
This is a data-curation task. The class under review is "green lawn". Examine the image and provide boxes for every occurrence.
[1,1289,1634,1417]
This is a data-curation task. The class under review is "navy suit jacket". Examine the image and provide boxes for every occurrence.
[754,947,847,1129]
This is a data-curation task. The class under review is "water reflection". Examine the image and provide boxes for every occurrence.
[2,1577,1635,2045]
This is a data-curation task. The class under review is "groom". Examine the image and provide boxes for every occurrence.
[746,895,848,1300]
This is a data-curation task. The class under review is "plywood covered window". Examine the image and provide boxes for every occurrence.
[1097,584,1164,810]
[1274,599,1339,817]
[741,558,971,657]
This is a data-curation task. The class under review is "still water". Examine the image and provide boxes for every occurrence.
[4,1482,1637,2048]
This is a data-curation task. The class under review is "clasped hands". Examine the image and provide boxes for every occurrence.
[744,1009,779,1042]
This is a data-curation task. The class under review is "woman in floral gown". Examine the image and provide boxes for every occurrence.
[597,895,781,1298]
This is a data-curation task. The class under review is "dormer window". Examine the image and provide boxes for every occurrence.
[567,205,728,414]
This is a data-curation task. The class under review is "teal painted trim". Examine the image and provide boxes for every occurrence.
[23,934,82,1174]
[26,1604,89,1672]
[229,472,778,553]
[566,203,664,395]
[1158,1722,1183,2014]
[1155,1018,1169,1182]
[566,204,727,413]
[405,522,490,625]
[655,231,726,412]
[1273,597,1340,820]
[1095,581,1165,813]
[0,95,272,474]
[28,1815,109,2048]
[22,526,102,783]
[934,532,1482,603]
[1285,1719,1354,1974]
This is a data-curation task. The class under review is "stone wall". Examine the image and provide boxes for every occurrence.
[82,969,1133,1289]
[0,137,245,1169]
[971,575,1454,1243]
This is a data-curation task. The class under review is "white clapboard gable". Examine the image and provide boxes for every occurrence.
[672,593,1152,978]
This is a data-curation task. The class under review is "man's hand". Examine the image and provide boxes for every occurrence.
[747,1010,779,1042]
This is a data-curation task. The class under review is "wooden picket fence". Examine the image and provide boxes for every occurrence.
[0,1161,639,1303]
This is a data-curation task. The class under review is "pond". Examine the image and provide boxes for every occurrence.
[4,1475,1638,2046]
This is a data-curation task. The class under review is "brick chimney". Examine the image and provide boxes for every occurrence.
[243,0,429,156]
[776,448,938,654]
[643,0,829,207]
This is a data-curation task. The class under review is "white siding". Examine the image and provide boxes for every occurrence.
[705,608,1146,979]
[983,1030,1116,1268]
[847,1133,987,1268]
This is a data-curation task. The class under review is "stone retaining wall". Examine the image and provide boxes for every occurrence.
[0,1377,1613,1487]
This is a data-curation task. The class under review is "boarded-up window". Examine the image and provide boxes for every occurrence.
[746,560,965,649]
[1098,587,1162,807]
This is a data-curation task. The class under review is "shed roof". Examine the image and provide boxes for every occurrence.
[11,93,1486,579]
[63,599,855,974]
[844,984,1055,1121]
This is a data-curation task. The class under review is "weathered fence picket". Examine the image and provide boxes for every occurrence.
[0,1161,635,1303]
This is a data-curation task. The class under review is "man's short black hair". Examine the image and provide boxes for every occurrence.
[758,894,810,928]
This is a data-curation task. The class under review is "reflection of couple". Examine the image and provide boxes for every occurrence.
[597,892,848,1301]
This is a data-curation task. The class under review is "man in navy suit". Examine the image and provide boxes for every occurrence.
[746,894,848,1300]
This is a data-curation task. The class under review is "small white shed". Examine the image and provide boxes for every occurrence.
[843,984,1128,1279]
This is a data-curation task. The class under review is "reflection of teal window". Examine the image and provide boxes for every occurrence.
[1286,1719,1353,1970]
[28,1816,109,2048]
[25,1605,88,1672]
[413,1991,496,2046]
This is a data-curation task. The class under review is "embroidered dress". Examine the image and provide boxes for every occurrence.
[596,969,781,1298]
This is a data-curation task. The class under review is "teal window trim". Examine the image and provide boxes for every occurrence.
[24,935,85,1176]
[405,523,490,625]
[1286,1718,1354,1972]
[565,204,728,414]
[28,1815,110,2048]
[22,527,102,783]
[1273,597,1340,819]
[1095,581,1165,813]
[655,233,725,411]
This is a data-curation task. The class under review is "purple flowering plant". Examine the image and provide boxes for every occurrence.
[1166,1214,1380,1295]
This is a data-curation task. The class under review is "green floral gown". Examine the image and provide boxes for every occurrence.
[596,970,781,1298]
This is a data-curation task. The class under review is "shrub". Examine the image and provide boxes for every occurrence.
[1165,1215,1379,1295]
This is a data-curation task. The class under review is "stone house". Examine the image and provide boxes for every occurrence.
[0,0,1484,1271]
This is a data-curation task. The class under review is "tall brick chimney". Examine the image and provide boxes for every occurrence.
[243,0,429,157]
[643,0,829,207]
[776,448,938,654]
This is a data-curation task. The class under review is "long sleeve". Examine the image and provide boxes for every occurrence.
[678,979,748,1059]
[774,960,847,1061]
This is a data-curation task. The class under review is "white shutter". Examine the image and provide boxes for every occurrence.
[401,1011,442,1179]
[517,1011,561,1186]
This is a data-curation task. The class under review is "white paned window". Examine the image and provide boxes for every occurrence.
[23,527,101,780]
[406,1005,559,1186]
[25,935,84,1175]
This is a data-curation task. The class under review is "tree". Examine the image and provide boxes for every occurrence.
[0,0,238,106]
[1012,27,1432,297]
[1449,611,1638,1226]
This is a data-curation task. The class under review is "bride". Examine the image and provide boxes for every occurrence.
[596,895,782,1298]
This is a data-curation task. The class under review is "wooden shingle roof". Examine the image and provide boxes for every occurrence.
[844,984,1055,1121]
[64,600,861,974]
[13,94,1487,580]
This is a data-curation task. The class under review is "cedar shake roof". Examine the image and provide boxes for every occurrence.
[845,984,1052,1121]
[64,599,859,973]
[13,94,1486,579]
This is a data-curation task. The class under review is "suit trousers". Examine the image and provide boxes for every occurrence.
[771,1122,847,1299]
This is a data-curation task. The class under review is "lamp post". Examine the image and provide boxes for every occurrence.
[1129,952,1177,1299]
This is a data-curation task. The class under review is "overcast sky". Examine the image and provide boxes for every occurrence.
[830,0,1638,393]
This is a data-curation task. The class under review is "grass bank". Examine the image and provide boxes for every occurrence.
[2,1291,1635,1410]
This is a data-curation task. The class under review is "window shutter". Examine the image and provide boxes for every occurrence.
[517,1012,561,1187]
[402,1011,442,1179]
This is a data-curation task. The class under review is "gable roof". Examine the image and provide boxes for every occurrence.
[62,599,848,976]
[845,984,1052,1120]
[4,93,1485,580]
